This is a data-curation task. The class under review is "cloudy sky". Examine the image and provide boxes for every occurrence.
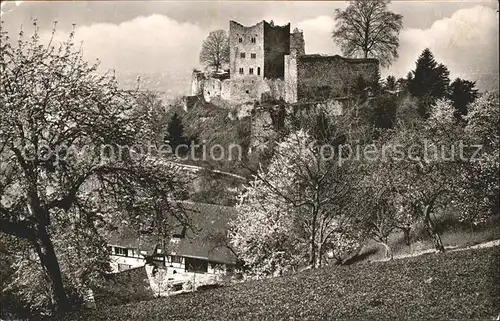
[1,0,498,95]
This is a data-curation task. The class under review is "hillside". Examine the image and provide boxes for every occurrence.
[55,246,499,321]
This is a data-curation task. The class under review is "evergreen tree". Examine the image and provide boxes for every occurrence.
[385,75,397,91]
[395,72,413,93]
[409,48,451,118]
[164,112,189,153]
[450,78,479,120]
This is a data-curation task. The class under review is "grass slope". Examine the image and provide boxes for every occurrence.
[56,246,499,321]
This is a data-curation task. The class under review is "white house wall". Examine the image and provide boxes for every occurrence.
[109,254,145,273]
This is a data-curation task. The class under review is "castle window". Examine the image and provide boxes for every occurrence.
[240,52,246,58]
[238,37,243,43]
[249,68,254,75]
[251,53,256,59]
[257,67,261,76]
[239,68,244,75]
[251,37,256,43]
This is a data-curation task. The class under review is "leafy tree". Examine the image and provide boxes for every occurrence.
[132,91,169,147]
[408,48,451,118]
[359,164,398,259]
[387,100,464,252]
[0,23,185,313]
[449,78,479,121]
[232,125,363,276]
[199,29,230,72]
[332,0,403,67]
[230,175,302,277]
[459,92,499,226]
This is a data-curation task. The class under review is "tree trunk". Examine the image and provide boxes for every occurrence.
[432,232,445,252]
[308,238,316,269]
[424,209,445,253]
[402,227,411,247]
[317,243,323,268]
[34,224,70,312]
[381,242,393,260]
[309,210,318,269]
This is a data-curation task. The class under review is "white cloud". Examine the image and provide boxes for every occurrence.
[387,5,499,89]
[295,6,498,90]
[1,1,24,17]
[40,14,209,96]
[297,15,341,54]
[57,14,206,73]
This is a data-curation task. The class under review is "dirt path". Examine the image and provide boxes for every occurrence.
[375,239,500,262]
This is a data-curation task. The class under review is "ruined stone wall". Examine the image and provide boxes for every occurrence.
[191,70,205,96]
[265,78,286,101]
[349,60,380,83]
[290,29,305,56]
[284,55,298,103]
[229,21,265,79]
[295,55,379,101]
[250,107,275,151]
[201,76,285,105]
[203,77,222,103]
[263,21,290,79]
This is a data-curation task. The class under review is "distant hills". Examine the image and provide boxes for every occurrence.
[115,70,193,102]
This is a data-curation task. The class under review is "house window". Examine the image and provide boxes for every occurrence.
[249,68,254,75]
[240,52,246,58]
[170,255,182,264]
[238,37,243,43]
[257,67,261,76]
[251,37,256,43]
[185,257,208,273]
[114,247,128,257]
[239,68,244,75]
[251,53,256,59]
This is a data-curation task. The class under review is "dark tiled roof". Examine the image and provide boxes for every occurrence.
[107,201,238,264]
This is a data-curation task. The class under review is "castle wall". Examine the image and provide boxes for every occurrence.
[191,70,205,96]
[284,55,298,103]
[265,78,286,101]
[263,21,290,79]
[201,76,285,105]
[290,29,305,56]
[229,21,265,80]
[295,55,379,101]
[349,61,380,83]
[203,77,222,102]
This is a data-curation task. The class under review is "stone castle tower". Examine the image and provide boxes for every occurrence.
[229,20,303,80]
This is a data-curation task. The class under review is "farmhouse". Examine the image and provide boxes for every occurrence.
[106,202,238,279]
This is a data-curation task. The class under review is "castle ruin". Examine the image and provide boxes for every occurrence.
[191,19,379,107]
